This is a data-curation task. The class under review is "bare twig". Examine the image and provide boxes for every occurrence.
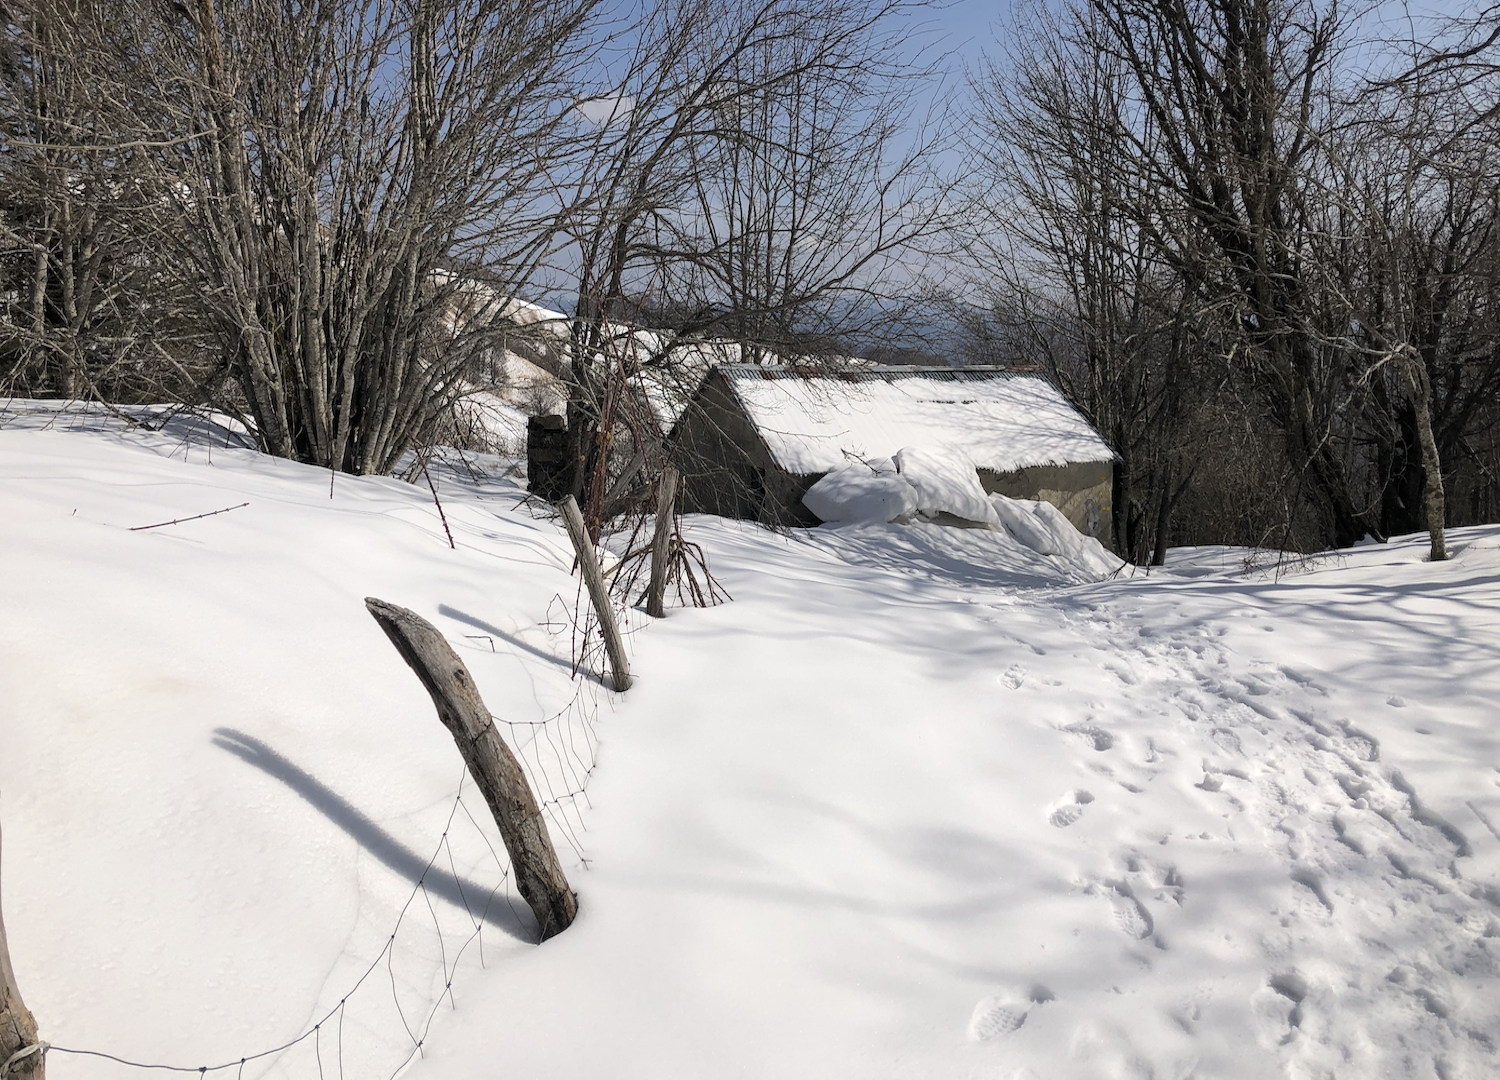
[129,502,248,531]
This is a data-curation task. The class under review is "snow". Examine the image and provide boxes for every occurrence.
[4,401,1500,1080]
[991,490,1061,554]
[891,444,999,525]
[723,366,1115,476]
[801,461,917,524]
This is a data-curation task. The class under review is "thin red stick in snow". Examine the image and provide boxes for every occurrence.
[419,455,456,550]
[128,502,249,531]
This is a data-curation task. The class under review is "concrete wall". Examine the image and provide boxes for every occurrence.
[977,461,1113,541]
[672,371,819,527]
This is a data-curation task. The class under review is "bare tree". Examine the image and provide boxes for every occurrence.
[14,0,596,472]
[1071,0,1393,548]
[961,1,1216,563]
[0,1,211,405]
[0,822,42,1080]
[551,0,949,537]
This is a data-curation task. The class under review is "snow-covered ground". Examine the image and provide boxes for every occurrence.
[3,403,1498,1080]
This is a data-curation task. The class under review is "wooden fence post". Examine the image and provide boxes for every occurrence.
[0,822,43,1080]
[557,495,632,691]
[646,466,679,619]
[365,599,578,941]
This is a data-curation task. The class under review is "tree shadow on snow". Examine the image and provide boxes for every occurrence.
[212,727,534,941]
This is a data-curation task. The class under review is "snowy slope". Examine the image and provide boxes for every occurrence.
[3,404,1499,1080]
[0,403,605,1079]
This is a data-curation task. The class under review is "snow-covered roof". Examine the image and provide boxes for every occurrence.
[717,365,1114,475]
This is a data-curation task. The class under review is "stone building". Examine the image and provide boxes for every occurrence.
[670,365,1116,537]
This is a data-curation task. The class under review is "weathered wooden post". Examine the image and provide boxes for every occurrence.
[646,466,679,619]
[0,822,43,1080]
[365,599,578,941]
[556,495,632,691]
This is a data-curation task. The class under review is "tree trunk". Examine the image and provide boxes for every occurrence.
[364,598,578,941]
[1150,461,1173,567]
[0,823,43,1080]
[646,466,679,618]
[1405,351,1448,561]
[1111,454,1130,559]
[557,495,633,691]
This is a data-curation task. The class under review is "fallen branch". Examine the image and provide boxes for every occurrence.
[418,454,456,550]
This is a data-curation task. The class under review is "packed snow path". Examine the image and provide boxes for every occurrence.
[2,407,1498,1080]
[422,524,1500,1080]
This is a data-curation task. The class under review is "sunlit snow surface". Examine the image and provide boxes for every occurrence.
[3,401,1499,1080]
[724,367,1114,475]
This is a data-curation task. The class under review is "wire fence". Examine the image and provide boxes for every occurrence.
[43,664,605,1080]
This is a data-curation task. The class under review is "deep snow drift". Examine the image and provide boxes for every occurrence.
[3,403,1499,1080]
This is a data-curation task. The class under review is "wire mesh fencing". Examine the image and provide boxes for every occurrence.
[46,671,605,1080]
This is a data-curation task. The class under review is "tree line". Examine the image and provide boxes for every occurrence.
[960,0,1500,559]
[2,0,1497,559]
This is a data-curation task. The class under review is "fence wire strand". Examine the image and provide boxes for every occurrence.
[47,655,605,1080]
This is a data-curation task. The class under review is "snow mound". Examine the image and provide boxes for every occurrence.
[992,493,1123,577]
[893,445,999,526]
[990,492,1060,554]
[801,446,1123,582]
[802,461,918,524]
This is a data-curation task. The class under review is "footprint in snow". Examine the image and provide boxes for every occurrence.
[1102,660,1140,686]
[1095,880,1154,940]
[1047,789,1095,827]
[1210,727,1243,755]
[1001,665,1027,690]
[968,986,1055,1041]
[1063,721,1115,752]
[1251,971,1308,1047]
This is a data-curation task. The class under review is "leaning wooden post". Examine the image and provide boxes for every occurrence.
[0,822,43,1080]
[646,466,679,619]
[557,495,632,691]
[365,599,578,941]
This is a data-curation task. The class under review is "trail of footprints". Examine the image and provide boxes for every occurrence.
[980,601,1500,1071]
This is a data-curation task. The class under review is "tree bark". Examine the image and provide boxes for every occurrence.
[0,823,43,1080]
[646,466,679,618]
[557,495,633,691]
[1404,350,1448,561]
[364,598,578,941]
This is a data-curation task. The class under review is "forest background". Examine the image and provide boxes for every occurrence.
[2,0,1497,561]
